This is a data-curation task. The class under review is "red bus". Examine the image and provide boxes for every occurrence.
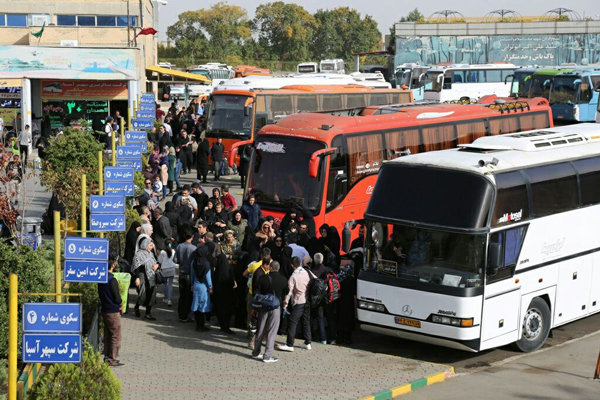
[230,98,553,240]
[205,84,413,160]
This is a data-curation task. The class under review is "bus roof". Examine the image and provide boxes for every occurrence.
[214,75,359,91]
[212,84,409,96]
[259,98,550,143]
[428,63,517,71]
[532,68,575,76]
[387,123,600,176]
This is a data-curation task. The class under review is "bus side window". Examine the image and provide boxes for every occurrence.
[488,226,527,283]
[517,112,550,132]
[488,116,519,135]
[346,133,384,187]
[346,94,366,109]
[573,156,600,206]
[322,94,343,111]
[456,120,486,144]
[384,128,420,159]
[296,95,318,112]
[420,123,456,151]
[326,136,347,211]
[526,163,578,218]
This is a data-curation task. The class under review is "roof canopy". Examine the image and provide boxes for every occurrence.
[145,65,211,84]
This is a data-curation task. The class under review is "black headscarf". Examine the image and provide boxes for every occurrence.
[124,221,142,264]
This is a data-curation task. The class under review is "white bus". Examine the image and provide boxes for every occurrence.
[424,63,517,103]
[188,63,234,97]
[213,74,358,92]
[297,62,319,74]
[320,59,345,74]
[358,123,600,352]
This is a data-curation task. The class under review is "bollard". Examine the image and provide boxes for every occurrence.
[81,174,86,238]
[8,274,17,400]
[54,211,61,303]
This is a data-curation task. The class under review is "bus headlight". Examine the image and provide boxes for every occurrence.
[431,314,474,327]
[358,300,387,313]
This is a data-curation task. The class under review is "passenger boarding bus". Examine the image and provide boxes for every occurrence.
[550,68,600,122]
[229,98,552,237]
[394,63,431,101]
[206,85,413,158]
[358,123,600,352]
[424,64,517,102]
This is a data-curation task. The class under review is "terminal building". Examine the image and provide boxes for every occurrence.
[394,18,600,68]
[0,0,162,134]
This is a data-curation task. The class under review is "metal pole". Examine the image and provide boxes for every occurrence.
[120,117,125,145]
[595,347,600,380]
[98,152,104,239]
[8,273,17,400]
[128,107,132,131]
[53,210,61,303]
[111,127,117,167]
[81,174,86,238]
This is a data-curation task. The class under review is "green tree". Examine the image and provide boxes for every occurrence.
[166,2,251,65]
[0,243,53,358]
[29,341,121,400]
[312,7,382,64]
[252,2,316,62]
[400,8,424,22]
[40,127,104,221]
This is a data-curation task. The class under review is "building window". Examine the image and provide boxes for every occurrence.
[97,16,116,27]
[117,16,136,27]
[77,16,96,26]
[57,15,76,26]
[6,14,27,27]
[0,15,5,26]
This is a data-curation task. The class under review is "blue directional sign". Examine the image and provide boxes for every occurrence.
[64,237,109,261]
[141,93,155,101]
[136,110,154,119]
[23,303,82,333]
[90,195,126,214]
[104,167,134,182]
[116,145,143,159]
[139,103,155,112]
[125,130,147,142]
[64,260,108,283]
[90,213,126,232]
[132,118,153,129]
[104,181,134,196]
[117,160,143,171]
[22,334,82,363]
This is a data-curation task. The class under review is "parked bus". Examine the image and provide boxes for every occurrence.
[424,63,517,102]
[320,59,346,74]
[349,72,392,89]
[187,63,234,97]
[527,68,574,100]
[549,68,600,122]
[358,123,600,353]
[297,62,319,74]
[506,67,538,98]
[394,63,431,101]
[234,65,272,78]
[206,85,413,157]
[229,98,552,236]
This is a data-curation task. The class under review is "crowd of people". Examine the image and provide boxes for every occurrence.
[119,172,359,364]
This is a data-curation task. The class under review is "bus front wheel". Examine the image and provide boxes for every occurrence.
[514,297,551,352]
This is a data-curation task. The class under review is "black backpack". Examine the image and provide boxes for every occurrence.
[307,270,328,308]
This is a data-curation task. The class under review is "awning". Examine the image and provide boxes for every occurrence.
[145,65,211,84]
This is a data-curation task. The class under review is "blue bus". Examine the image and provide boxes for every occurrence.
[550,67,600,122]
[394,63,430,101]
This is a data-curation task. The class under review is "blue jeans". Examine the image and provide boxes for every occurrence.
[163,276,173,301]
[174,160,182,189]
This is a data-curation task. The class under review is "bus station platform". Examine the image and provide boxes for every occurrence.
[113,286,453,400]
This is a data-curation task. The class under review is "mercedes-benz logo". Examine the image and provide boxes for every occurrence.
[402,305,413,316]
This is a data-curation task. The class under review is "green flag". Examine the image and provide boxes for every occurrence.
[31,22,45,38]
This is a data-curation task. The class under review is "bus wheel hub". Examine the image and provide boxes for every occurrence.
[523,309,542,339]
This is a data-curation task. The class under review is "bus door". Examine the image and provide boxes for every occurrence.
[577,76,598,121]
[480,226,526,348]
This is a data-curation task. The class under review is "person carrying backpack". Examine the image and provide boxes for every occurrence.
[310,253,339,345]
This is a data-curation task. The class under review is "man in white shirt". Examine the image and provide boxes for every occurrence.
[19,124,32,167]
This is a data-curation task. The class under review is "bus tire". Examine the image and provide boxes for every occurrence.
[514,297,551,352]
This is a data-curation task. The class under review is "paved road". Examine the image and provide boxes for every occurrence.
[112,281,452,400]
[406,330,600,400]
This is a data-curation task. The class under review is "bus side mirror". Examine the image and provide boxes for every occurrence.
[572,78,582,88]
[308,148,337,178]
[504,74,513,85]
[255,113,268,132]
[333,173,347,202]
[487,242,502,275]
[244,106,250,117]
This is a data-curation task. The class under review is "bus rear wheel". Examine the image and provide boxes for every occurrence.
[514,297,551,352]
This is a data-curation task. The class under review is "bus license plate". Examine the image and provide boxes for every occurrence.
[395,317,421,328]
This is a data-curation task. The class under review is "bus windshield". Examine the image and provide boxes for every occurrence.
[396,70,412,87]
[425,72,443,92]
[206,95,252,138]
[510,72,532,97]
[529,75,552,99]
[366,222,485,289]
[550,76,578,104]
[248,136,324,212]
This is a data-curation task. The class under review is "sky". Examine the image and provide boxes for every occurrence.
[156,0,600,41]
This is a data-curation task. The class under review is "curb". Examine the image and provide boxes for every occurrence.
[359,367,455,400]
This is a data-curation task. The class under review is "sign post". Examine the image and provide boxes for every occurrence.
[64,237,109,283]
[8,274,17,400]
